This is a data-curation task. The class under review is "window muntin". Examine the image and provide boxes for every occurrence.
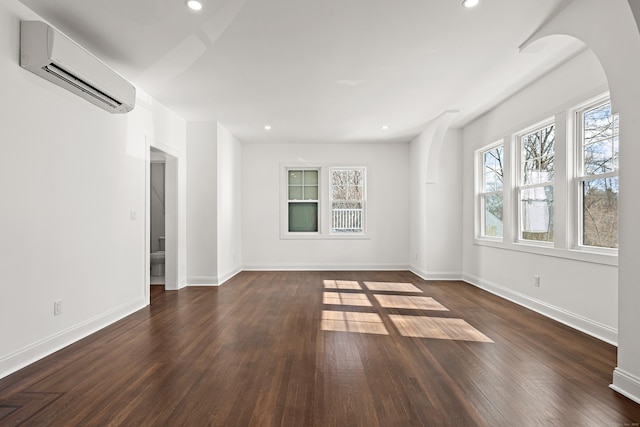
[288,169,319,232]
[479,145,504,238]
[578,101,619,248]
[518,123,555,242]
[330,168,365,233]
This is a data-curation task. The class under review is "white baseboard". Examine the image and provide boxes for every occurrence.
[187,276,219,286]
[217,267,242,286]
[409,265,462,281]
[242,263,409,271]
[462,273,618,346]
[610,368,640,404]
[187,268,241,287]
[0,296,146,380]
[188,265,409,285]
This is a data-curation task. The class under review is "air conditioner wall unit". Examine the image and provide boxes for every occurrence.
[20,21,136,114]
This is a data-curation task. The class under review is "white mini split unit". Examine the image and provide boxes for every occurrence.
[20,21,136,114]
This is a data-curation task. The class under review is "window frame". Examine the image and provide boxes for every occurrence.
[286,167,320,235]
[280,163,370,240]
[473,92,617,267]
[476,141,505,241]
[329,167,367,235]
[515,119,556,246]
[573,94,619,254]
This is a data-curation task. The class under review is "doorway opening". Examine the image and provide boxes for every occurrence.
[146,144,179,302]
[150,150,166,286]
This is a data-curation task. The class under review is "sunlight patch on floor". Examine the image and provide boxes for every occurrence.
[374,295,449,311]
[363,282,423,293]
[323,280,362,290]
[323,292,372,307]
[389,315,493,342]
[321,310,389,335]
[320,280,493,343]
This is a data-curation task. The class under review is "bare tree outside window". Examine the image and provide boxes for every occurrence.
[481,145,504,237]
[580,102,618,248]
[331,168,365,233]
[520,124,555,242]
[475,97,618,252]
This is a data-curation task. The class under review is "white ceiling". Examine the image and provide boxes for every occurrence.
[20,0,584,144]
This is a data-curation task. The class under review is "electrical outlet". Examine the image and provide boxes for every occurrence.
[54,300,62,316]
[533,275,540,287]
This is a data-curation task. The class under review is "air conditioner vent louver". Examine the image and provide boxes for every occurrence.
[20,21,135,114]
[44,63,122,109]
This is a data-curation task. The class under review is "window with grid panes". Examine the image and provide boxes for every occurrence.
[287,169,319,232]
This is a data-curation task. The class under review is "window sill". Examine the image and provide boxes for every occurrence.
[474,238,617,266]
[281,233,370,241]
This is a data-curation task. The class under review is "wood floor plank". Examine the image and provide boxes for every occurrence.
[0,271,638,426]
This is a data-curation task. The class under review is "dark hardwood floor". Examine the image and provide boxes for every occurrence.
[1,271,639,426]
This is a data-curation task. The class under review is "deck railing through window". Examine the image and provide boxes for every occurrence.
[332,208,363,232]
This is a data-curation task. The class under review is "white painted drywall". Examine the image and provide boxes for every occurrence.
[409,126,463,280]
[186,122,218,284]
[217,123,242,283]
[461,49,616,340]
[241,141,410,270]
[0,0,187,378]
[425,130,463,277]
[185,121,241,286]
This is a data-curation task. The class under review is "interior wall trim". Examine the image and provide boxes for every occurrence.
[0,297,146,380]
[409,266,462,281]
[610,368,640,405]
[462,273,618,346]
[217,268,242,286]
[187,276,219,286]
[242,263,409,272]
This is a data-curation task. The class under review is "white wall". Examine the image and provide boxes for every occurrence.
[0,0,187,378]
[409,126,463,279]
[242,141,409,269]
[186,122,241,286]
[217,124,242,283]
[461,49,616,343]
[186,122,218,284]
[424,130,463,277]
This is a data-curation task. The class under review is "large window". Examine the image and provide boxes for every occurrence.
[474,92,618,262]
[330,168,365,233]
[287,169,319,232]
[518,123,555,242]
[479,144,504,238]
[283,166,367,237]
[577,100,619,248]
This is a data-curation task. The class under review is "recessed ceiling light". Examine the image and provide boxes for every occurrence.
[264,125,272,130]
[381,125,389,130]
[186,0,203,11]
[462,0,479,8]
